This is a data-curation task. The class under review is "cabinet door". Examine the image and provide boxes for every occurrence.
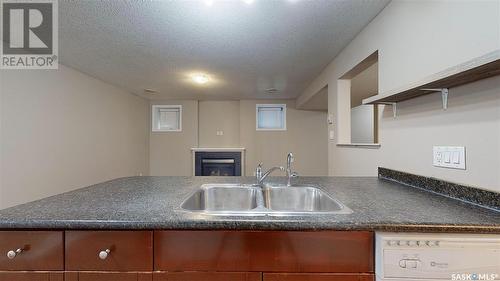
[153,272,262,281]
[154,231,373,273]
[263,273,374,281]
[0,272,63,281]
[64,272,152,281]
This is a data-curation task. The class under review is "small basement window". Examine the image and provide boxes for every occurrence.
[256,104,286,131]
[152,105,182,132]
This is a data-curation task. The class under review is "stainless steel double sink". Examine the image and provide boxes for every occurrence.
[180,184,352,216]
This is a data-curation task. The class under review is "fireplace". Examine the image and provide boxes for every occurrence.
[194,151,242,176]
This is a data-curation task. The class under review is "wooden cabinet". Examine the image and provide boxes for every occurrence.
[65,231,153,271]
[0,231,64,271]
[153,272,262,281]
[64,272,152,281]
[0,272,63,281]
[0,230,374,281]
[264,273,374,281]
[154,231,373,273]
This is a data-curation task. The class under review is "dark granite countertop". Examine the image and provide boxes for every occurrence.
[0,176,498,232]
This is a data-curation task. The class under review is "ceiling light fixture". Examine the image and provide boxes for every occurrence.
[242,0,254,4]
[204,0,214,6]
[265,88,279,94]
[144,89,158,94]
[191,74,210,84]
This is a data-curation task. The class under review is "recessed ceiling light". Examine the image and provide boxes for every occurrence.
[191,74,210,84]
[204,0,214,6]
[242,0,254,4]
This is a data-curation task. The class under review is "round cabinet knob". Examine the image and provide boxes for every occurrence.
[6,249,22,259]
[98,249,111,260]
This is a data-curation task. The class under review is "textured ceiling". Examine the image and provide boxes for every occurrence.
[59,0,389,100]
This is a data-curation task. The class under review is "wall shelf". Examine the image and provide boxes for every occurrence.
[362,50,500,106]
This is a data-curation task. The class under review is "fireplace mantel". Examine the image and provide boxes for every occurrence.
[191,147,246,152]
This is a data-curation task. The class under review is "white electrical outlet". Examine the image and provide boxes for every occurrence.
[329,130,334,140]
[216,130,224,136]
[433,146,466,170]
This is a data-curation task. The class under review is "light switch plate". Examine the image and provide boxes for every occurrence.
[433,146,466,170]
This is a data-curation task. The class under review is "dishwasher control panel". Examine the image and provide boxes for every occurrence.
[376,232,500,280]
[386,239,441,247]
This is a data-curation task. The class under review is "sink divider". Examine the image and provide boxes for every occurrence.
[254,186,270,212]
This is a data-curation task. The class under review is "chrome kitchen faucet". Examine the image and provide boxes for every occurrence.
[254,152,298,186]
[255,163,284,185]
[286,152,299,187]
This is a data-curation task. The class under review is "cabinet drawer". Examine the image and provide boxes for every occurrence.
[153,272,262,281]
[65,231,153,271]
[0,231,64,271]
[154,231,374,272]
[264,273,374,281]
[0,272,63,281]
[64,272,152,281]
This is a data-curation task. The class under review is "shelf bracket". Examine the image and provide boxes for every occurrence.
[420,88,449,110]
[441,88,449,110]
[378,102,397,118]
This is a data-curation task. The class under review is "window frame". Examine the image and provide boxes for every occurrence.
[152,105,182,132]
[255,104,287,131]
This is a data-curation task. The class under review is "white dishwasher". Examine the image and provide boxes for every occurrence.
[376,232,500,281]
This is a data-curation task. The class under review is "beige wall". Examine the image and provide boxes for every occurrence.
[198,101,240,147]
[240,100,328,176]
[351,62,378,108]
[350,63,378,143]
[150,99,328,176]
[297,1,500,192]
[149,100,198,176]
[0,65,149,209]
